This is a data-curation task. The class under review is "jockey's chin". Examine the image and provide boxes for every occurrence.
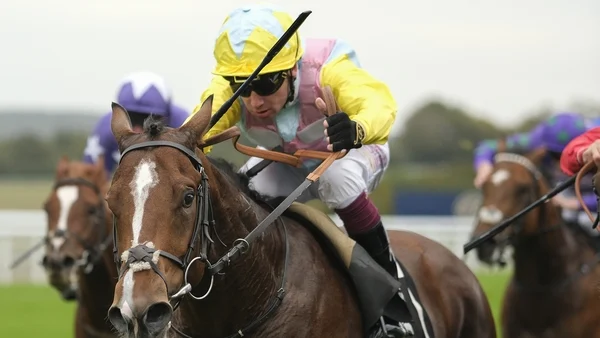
[132,124,143,133]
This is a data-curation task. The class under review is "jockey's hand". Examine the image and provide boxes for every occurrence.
[323,112,364,152]
[581,140,600,168]
[473,162,494,189]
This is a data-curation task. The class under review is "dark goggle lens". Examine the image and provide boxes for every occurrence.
[228,72,287,97]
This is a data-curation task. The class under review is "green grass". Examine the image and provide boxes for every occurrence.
[0,284,76,337]
[0,271,511,338]
[477,270,511,336]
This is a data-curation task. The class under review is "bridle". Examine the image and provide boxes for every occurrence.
[43,177,112,274]
[479,153,561,266]
[488,152,600,291]
[112,140,218,304]
[112,139,290,337]
[491,153,561,242]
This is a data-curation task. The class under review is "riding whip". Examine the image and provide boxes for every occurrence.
[463,174,577,254]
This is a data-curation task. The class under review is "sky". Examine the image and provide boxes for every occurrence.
[1,0,599,132]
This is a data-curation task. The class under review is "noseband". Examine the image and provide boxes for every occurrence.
[44,177,111,274]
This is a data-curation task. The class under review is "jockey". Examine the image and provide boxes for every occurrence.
[187,4,410,337]
[561,125,600,176]
[473,112,600,241]
[83,71,190,174]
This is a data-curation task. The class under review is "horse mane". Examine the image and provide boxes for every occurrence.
[206,156,275,205]
[142,115,167,139]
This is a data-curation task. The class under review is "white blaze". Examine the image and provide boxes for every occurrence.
[129,159,159,246]
[120,159,159,318]
[491,169,511,186]
[52,186,79,249]
[478,205,504,224]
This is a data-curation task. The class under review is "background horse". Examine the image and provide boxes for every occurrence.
[105,97,495,338]
[42,155,118,337]
[470,148,600,337]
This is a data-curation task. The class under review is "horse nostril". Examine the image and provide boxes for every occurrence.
[143,302,173,333]
[62,256,75,268]
[108,306,130,333]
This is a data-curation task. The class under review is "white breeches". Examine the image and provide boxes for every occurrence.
[239,143,390,209]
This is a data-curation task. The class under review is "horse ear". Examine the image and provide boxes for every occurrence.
[111,102,134,147]
[497,138,507,153]
[94,154,108,180]
[180,95,214,143]
[528,147,547,165]
[56,155,69,178]
[95,154,105,170]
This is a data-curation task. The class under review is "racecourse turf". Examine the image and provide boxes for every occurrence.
[0,271,511,338]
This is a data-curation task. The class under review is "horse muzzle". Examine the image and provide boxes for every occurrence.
[108,301,173,338]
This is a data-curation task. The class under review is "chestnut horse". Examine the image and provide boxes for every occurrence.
[105,96,495,338]
[42,155,118,337]
[470,148,600,337]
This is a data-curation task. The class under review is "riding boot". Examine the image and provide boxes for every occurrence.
[350,221,415,338]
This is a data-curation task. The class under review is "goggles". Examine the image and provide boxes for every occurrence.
[225,71,288,98]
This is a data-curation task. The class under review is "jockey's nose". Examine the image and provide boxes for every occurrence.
[248,91,264,109]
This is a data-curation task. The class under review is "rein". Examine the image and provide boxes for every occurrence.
[574,161,600,228]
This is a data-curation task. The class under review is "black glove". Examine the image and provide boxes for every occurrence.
[324,112,365,152]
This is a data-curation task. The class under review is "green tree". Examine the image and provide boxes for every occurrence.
[391,101,503,164]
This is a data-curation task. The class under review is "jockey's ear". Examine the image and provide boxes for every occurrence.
[528,147,547,165]
[110,102,135,149]
[180,95,213,144]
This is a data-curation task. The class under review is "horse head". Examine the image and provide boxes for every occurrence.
[106,95,255,337]
[42,155,111,300]
[470,147,562,266]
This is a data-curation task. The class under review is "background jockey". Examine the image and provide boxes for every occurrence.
[473,112,600,246]
[83,71,190,174]
[186,4,411,337]
[561,125,600,175]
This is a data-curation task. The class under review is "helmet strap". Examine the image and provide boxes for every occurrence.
[282,71,296,109]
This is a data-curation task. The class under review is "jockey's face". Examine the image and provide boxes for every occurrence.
[241,66,297,119]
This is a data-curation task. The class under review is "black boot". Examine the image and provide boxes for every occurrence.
[351,222,415,337]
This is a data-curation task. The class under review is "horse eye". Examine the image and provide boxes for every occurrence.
[183,191,195,208]
[87,206,97,215]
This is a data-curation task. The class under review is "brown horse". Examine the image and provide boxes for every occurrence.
[42,155,118,337]
[470,148,600,337]
[105,96,495,338]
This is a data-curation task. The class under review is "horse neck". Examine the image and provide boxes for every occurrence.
[177,168,285,336]
[512,196,585,289]
[74,207,117,333]
[76,245,116,332]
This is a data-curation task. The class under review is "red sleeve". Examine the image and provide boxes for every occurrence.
[560,127,600,175]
